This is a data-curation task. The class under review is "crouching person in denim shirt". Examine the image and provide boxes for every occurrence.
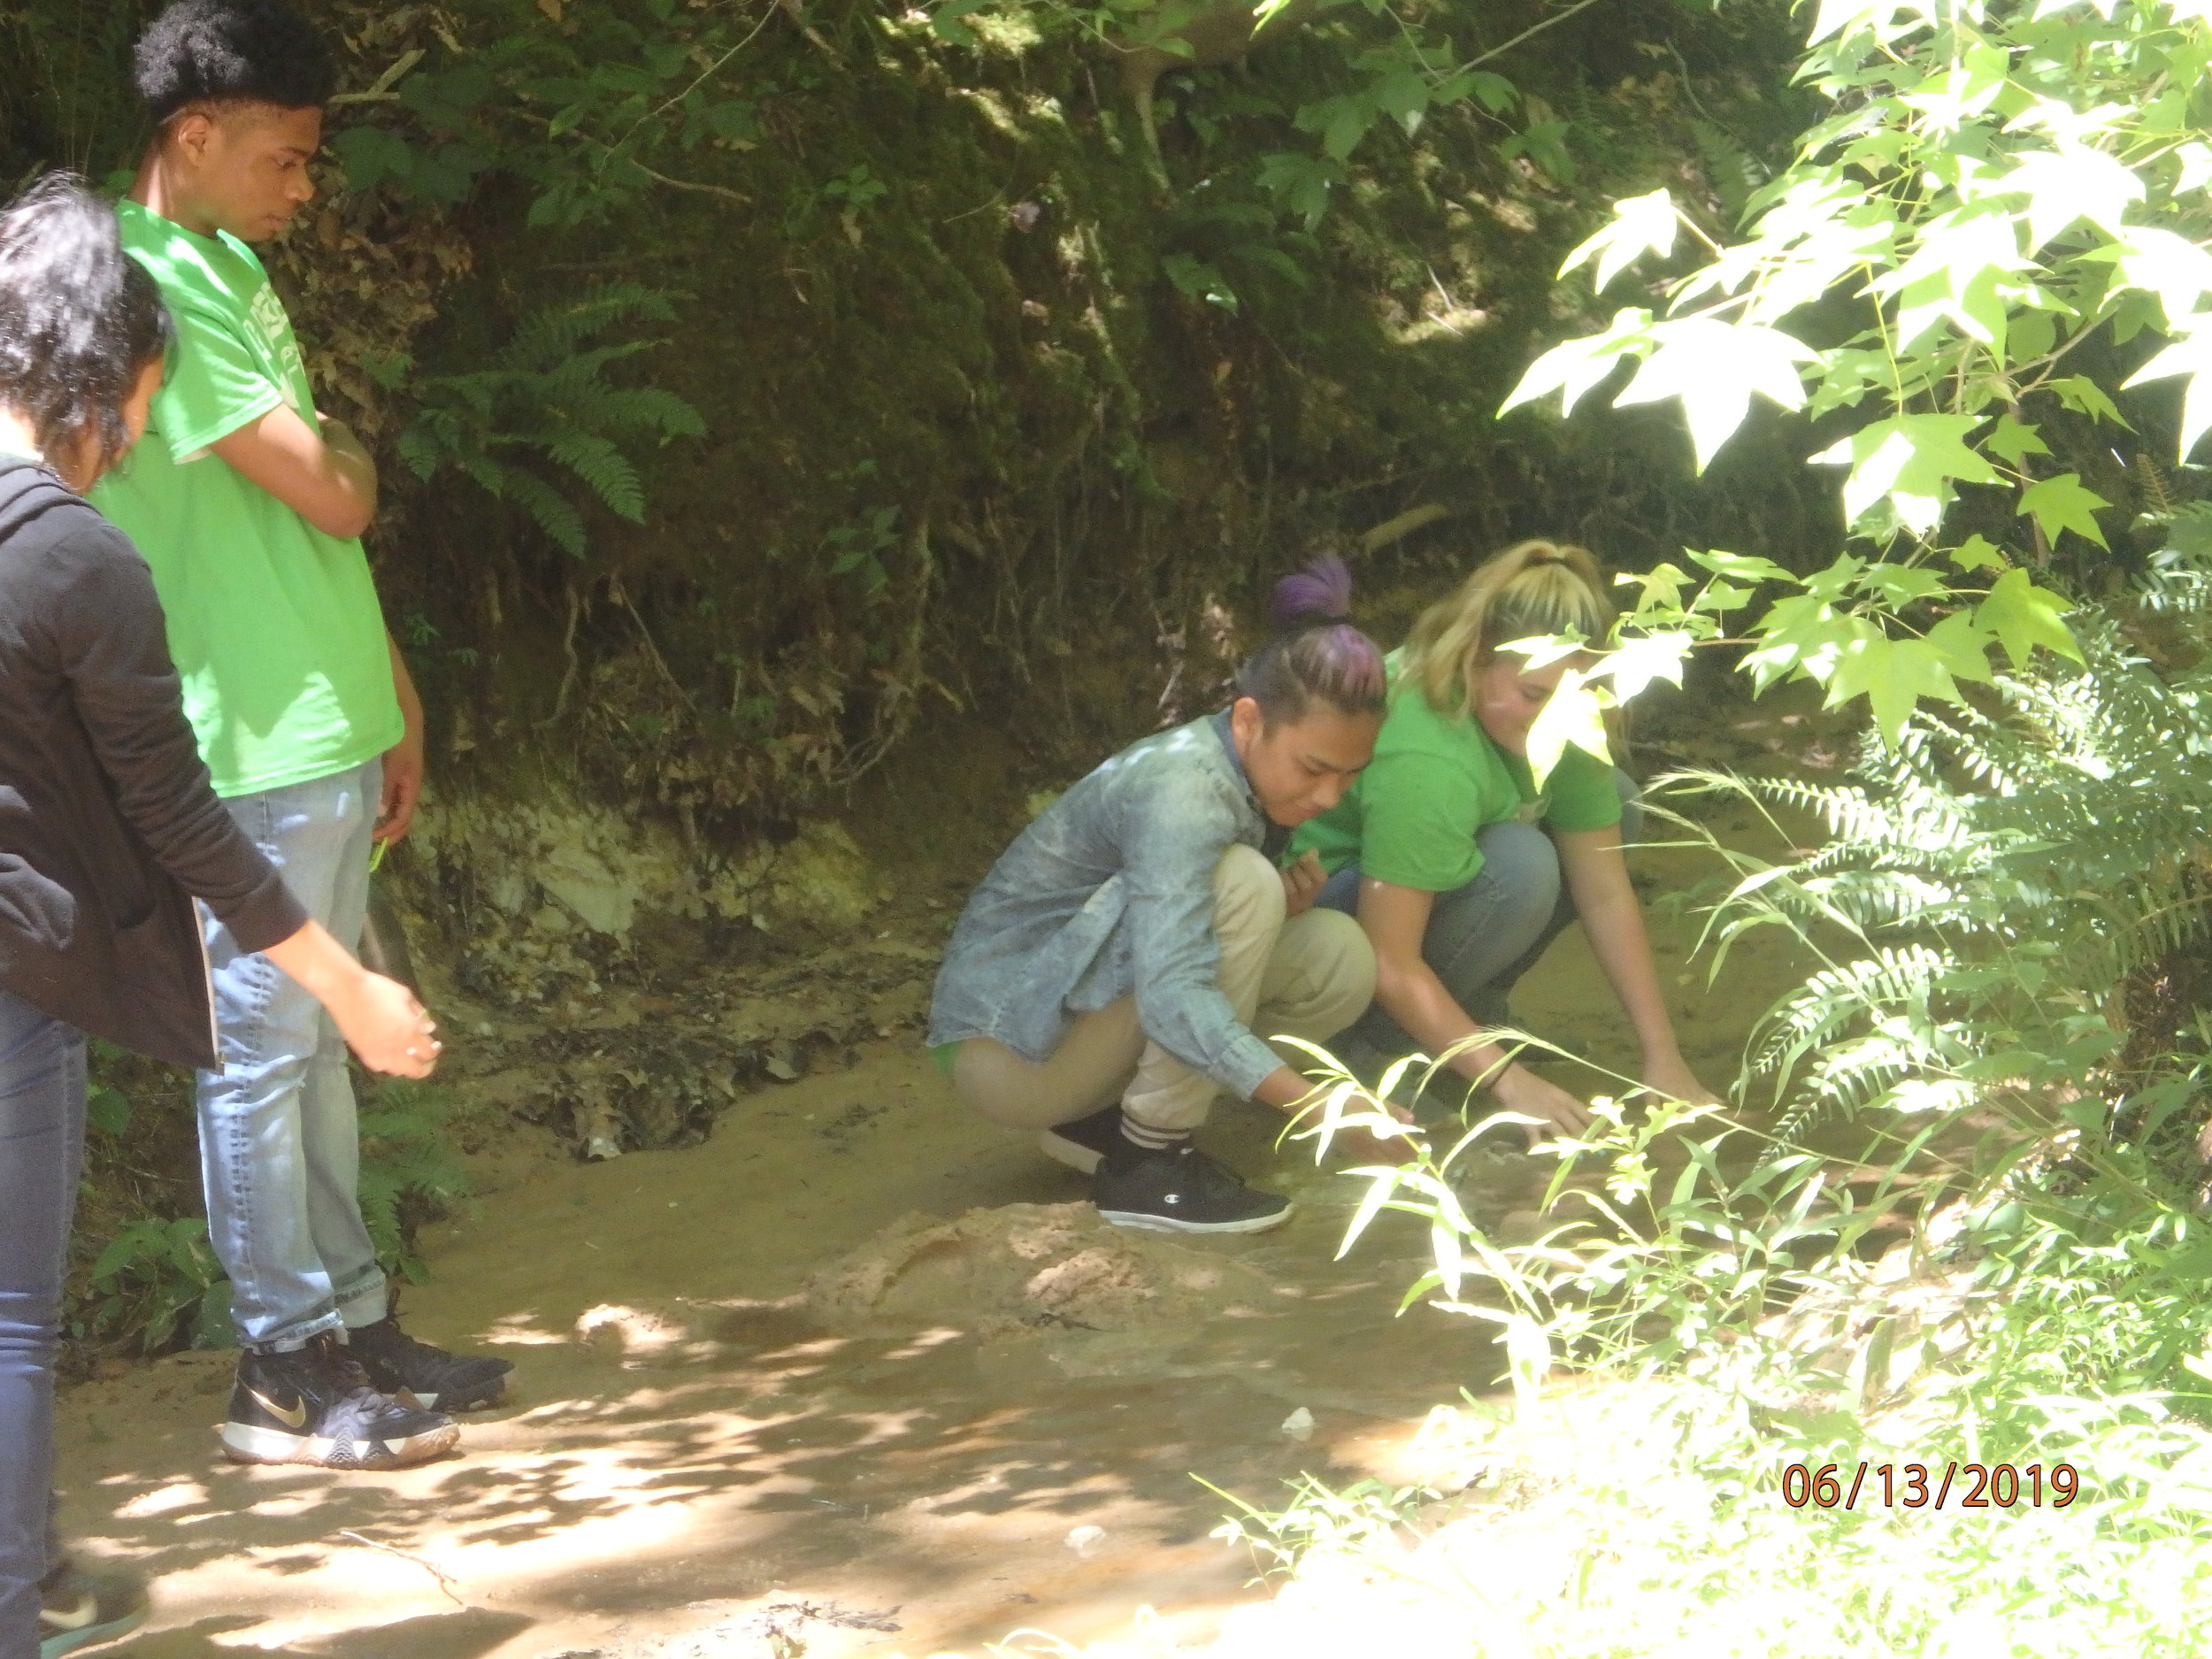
[928,558,1390,1234]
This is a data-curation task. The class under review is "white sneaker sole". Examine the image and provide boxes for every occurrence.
[391,1380,510,1412]
[220,1419,460,1469]
[1096,1202,1294,1234]
[1038,1127,1109,1175]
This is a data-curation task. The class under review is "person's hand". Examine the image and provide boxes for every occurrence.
[1335,1116,1423,1166]
[1489,1063,1594,1146]
[1640,1054,1723,1107]
[327,969,441,1078]
[1310,1088,1420,1165]
[1281,849,1326,917]
[318,414,370,465]
[377,724,425,847]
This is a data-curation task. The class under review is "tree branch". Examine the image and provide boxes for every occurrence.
[1456,0,1613,75]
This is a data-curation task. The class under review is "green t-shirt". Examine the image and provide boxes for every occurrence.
[92,199,401,799]
[1292,662,1622,892]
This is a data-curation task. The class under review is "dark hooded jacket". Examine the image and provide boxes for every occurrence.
[0,459,305,1068]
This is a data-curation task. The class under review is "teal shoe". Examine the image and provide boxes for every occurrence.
[40,1562,148,1657]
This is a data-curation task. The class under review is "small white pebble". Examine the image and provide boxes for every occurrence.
[1281,1407,1316,1442]
[1064,1525,1106,1556]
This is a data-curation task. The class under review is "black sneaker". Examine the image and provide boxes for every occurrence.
[1092,1142,1294,1234]
[348,1316,513,1411]
[39,1562,146,1658]
[221,1333,459,1469]
[1038,1103,1126,1175]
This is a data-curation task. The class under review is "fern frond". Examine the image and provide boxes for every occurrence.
[500,468,589,556]
[543,433,644,521]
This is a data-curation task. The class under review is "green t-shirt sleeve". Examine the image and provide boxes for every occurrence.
[153,300,288,462]
[1357,751,1487,892]
[1544,743,1624,833]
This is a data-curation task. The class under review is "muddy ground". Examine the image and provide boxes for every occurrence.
[51,690,1836,1659]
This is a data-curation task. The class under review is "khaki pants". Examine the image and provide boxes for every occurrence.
[952,845,1377,1134]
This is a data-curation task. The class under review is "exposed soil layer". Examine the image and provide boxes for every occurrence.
[52,690,1832,1659]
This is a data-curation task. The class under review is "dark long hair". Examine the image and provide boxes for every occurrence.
[1235,555,1387,726]
[0,174,172,476]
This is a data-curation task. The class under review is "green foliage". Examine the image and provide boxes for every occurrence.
[1502,0,2212,734]
[78,1216,230,1356]
[927,0,1599,217]
[1256,979,2212,1652]
[822,505,902,591]
[1205,1472,1434,1578]
[1674,586,2212,1137]
[85,1079,131,1138]
[1231,576,2212,1647]
[327,0,796,230]
[357,1080,476,1284]
[1517,541,2082,780]
[397,283,705,557]
[0,1,146,176]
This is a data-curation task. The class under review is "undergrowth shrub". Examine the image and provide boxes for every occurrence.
[357,1080,477,1287]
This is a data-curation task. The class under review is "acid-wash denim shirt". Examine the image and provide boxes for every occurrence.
[928,712,1285,1100]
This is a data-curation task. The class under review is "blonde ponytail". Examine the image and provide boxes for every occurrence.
[1400,540,1614,714]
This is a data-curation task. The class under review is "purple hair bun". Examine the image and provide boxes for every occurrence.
[1238,553,1386,718]
[1270,553,1355,629]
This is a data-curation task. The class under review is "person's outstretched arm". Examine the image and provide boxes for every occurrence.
[264,919,437,1077]
[210,403,377,540]
[1555,826,1718,1105]
[1358,879,1594,1138]
[56,517,433,1077]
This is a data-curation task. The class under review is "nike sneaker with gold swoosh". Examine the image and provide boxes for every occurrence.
[38,1561,147,1657]
[221,1333,458,1468]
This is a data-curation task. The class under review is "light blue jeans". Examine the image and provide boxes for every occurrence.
[198,760,387,1353]
[1317,771,1642,1059]
[0,987,84,1659]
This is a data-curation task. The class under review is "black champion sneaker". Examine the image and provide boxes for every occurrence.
[348,1316,513,1411]
[39,1561,146,1658]
[1038,1103,1127,1176]
[221,1333,459,1469]
[1091,1142,1294,1234]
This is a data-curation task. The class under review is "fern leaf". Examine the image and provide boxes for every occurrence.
[500,468,589,556]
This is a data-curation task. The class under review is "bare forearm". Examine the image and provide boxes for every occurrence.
[1570,865,1685,1064]
[263,918,370,1004]
[387,631,422,725]
[1255,1064,1323,1111]
[209,407,378,540]
[1374,960,1515,1085]
[263,918,440,1077]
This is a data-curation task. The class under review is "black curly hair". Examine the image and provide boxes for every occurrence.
[0,175,173,476]
[133,0,337,127]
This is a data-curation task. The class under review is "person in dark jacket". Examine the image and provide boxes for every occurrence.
[0,176,443,1659]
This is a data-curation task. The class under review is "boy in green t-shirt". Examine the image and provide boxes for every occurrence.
[94,0,510,1470]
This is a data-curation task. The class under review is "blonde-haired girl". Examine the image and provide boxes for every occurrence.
[1293,540,1717,1137]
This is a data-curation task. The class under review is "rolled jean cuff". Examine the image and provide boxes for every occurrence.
[252,1309,346,1356]
[335,1276,391,1331]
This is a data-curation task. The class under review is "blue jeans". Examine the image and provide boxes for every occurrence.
[1317,771,1641,1059]
[0,988,85,1659]
[198,761,386,1352]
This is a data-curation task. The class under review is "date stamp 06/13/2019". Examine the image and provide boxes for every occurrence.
[1778,1461,2081,1511]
